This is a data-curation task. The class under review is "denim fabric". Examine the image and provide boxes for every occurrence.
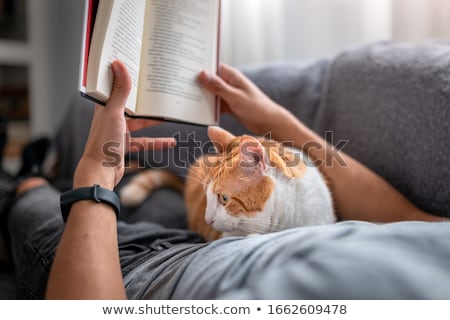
[6,186,450,300]
[7,187,62,298]
[7,186,205,299]
[171,221,450,300]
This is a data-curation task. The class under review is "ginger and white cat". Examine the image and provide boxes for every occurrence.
[120,127,335,241]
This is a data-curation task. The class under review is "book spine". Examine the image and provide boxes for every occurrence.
[215,0,222,124]
[79,0,97,93]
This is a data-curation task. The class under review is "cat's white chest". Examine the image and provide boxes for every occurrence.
[264,165,335,228]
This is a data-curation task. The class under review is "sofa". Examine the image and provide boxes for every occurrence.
[0,41,449,299]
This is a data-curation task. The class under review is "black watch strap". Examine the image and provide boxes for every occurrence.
[60,184,120,222]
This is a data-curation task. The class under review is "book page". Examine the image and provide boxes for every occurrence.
[137,0,220,125]
[87,0,146,112]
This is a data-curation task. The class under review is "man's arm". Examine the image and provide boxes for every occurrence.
[199,64,447,223]
[46,190,125,299]
[46,61,176,299]
[268,109,444,222]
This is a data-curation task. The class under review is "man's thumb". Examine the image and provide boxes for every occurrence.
[109,61,132,111]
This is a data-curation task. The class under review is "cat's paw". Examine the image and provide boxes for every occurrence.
[119,183,150,207]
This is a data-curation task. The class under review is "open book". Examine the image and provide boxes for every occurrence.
[79,0,221,126]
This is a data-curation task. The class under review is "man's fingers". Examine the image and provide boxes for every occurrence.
[128,137,177,152]
[220,64,252,90]
[198,70,240,101]
[108,60,132,112]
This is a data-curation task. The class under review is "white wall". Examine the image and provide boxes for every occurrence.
[222,0,450,66]
[222,0,393,66]
[221,0,286,66]
[26,0,450,136]
[393,0,450,41]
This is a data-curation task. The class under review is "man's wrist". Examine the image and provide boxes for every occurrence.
[73,158,116,190]
[268,106,298,141]
[60,184,121,222]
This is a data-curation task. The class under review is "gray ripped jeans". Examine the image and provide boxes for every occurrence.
[8,186,450,300]
[7,186,205,299]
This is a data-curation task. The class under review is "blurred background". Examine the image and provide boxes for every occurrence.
[0,0,449,173]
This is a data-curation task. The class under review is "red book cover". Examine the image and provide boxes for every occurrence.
[80,0,99,88]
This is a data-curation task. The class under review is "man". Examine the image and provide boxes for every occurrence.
[3,47,450,299]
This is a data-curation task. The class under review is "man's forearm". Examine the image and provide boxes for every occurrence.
[46,201,126,300]
[272,109,444,222]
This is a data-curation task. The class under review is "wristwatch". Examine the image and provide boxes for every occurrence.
[60,184,120,222]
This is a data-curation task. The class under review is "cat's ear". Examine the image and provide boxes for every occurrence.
[208,126,236,153]
[239,136,267,171]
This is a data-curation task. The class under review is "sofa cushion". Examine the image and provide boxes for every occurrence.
[315,41,450,217]
[55,42,449,217]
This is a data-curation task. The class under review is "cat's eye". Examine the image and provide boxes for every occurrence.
[218,194,230,205]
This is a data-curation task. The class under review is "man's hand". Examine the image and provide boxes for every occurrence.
[199,64,290,137]
[74,61,176,190]
[47,60,178,300]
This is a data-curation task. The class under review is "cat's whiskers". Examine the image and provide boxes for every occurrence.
[232,224,279,235]
[237,218,291,234]
[248,216,309,229]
